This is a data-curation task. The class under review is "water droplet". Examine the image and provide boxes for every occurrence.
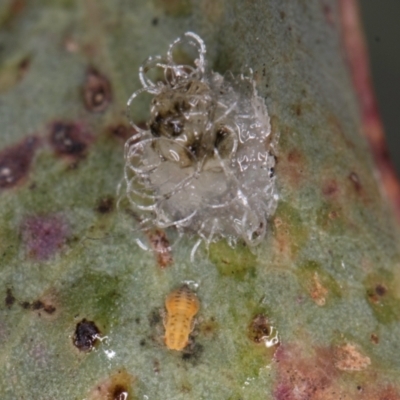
[104,349,116,359]
[182,280,200,290]
[263,325,279,348]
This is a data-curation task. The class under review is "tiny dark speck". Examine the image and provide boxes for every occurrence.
[269,167,275,178]
[20,299,57,314]
[21,301,30,309]
[96,196,114,214]
[31,300,44,310]
[248,314,271,343]
[182,343,203,363]
[83,67,112,113]
[44,304,56,314]
[113,385,129,399]
[148,309,161,326]
[375,284,387,296]
[32,300,56,314]
[152,17,159,26]
[73,319,100,352]
[5,288,15,308]
[49,122,89,157]
[0,136,39,189]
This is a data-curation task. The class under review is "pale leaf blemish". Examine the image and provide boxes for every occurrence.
[334,343,371,371]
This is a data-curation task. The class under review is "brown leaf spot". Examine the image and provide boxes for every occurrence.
[30,300,56,315]
[278,149,306,189]
[273,345,340,400]
[292,104,302,117]
[327,113,355,150]
[5,288,15,308]
[21,301,30,309]
[96,196,114,214]
[49,121,92,159]
[21,214,69,261]
[87,369,135,400]
[271,204,308,263]
[110,124,134,141]
[367,289,379,304]
[275,345,400,399]
[248,314,271,343]
[17,56,30,78]
[2,0,26,28]
[112,385,129,400]
[73,319,100,352]
[334,343,371,371]
[198,317,218,338]
[322,179,339,197]
[375,284,387,297]
[148,229,173,268]
[287,149,301,163]
[18,291,59,318]
[83,67,112,113]
[366,283,388,304]
[272,218,292,259]
[370,333,379,344]
[20,300,56,316]
[309,272,328,306]
[273,217,283,228]
[328,209,340,219]
[0,136,39,189]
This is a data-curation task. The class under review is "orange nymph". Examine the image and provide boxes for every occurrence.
[164,285,200,351]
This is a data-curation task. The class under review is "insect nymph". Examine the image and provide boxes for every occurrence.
[124,32,278,251]
[164,285,200,351]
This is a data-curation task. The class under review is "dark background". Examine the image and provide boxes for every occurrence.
[360,1,400,176]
